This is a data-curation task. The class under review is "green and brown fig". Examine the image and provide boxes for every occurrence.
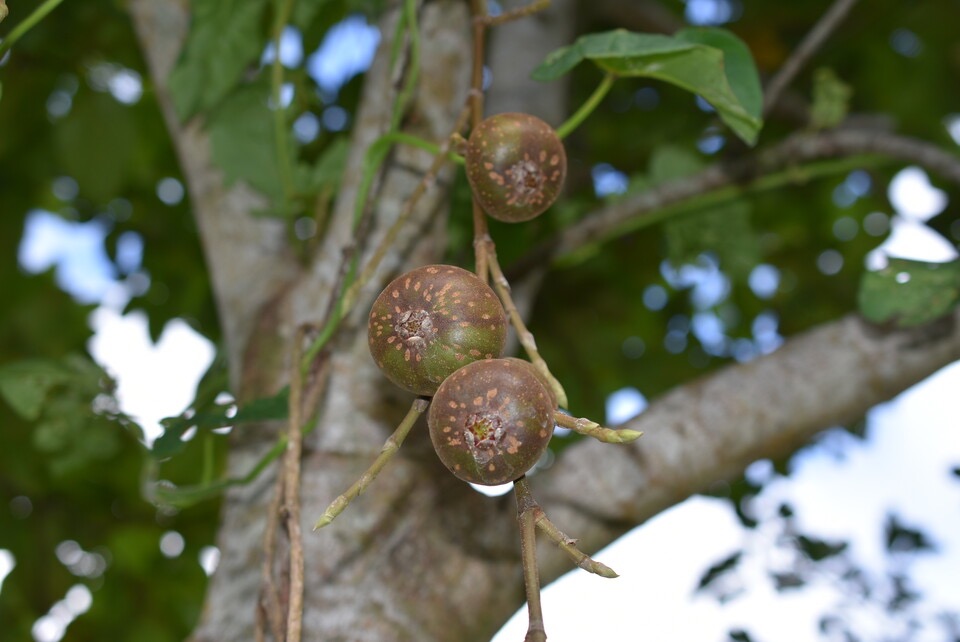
[465,112,567,223]
[428,357,555,486]
[368,265,507,396]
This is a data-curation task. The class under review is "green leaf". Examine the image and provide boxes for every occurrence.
[648,144,704,183]
[0,359,73,420]
[0,355,130,475]
[208,81,287,204]
[665,199,759,282]
[233,386,290,422]
[858,258,960,327]
[152,386,289,460]
[810,67,852,130]
[167,0,270,120]
[55,92,137,202]
[532,31,693,81]
[674,27,763,121]
[296,136,350,195]
[292,0,337,32]
[530,44,583,81]
[532,29,763,145]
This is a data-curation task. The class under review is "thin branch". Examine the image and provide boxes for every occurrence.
[314,398,429,529]
[514,477,547,642]
[554,411,642,444]
[482,0,550,27]
[282,327,308,642]
[256,473,286,642]
[514,128,960,274]
[763,0,861,117]
[270,0,297,219]
[469,0,492,277]
[484,239,569,408]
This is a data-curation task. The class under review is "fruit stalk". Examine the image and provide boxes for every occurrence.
[484,242,569,408]
[554,411,643,444]
[515,477,548,642]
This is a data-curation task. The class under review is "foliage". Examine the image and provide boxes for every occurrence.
[532,28,763,145]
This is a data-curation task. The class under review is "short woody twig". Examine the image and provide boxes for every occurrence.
[763,0,861,116]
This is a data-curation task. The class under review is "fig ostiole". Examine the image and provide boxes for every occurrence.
[465,112,567,223]
[368,265,508,396]
[428,357,556,486]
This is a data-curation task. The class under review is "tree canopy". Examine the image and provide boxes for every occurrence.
[1,0,959,640]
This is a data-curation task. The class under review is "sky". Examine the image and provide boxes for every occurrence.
[5,7,960,642]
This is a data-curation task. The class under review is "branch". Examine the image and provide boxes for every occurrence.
[763,0,861,116]
[512,128,960,274]
[535,309,960,583]
[128,0,302,388]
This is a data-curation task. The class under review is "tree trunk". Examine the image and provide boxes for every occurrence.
[128,1,960,640]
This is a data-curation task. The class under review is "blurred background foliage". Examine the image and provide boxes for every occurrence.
[1,0,958,640]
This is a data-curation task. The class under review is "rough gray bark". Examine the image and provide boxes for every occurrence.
[485,0,577,127]
[533,311,960,583]
[128,1,960,641]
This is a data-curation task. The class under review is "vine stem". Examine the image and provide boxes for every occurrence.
[282,326,308,642]
[469,0,492,279]
[270,0,298,218]
[300,101,473,371]
[0,0,66,58]
[556,72,616,139]
[391,0,421,131]
[256,469,286,642]
[340,103,473,315]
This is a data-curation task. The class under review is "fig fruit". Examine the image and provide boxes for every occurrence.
[428,358,555,486]
[368,265,507,395]
[465,112,567,223]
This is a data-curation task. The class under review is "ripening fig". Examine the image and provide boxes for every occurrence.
[428,358,555,486]
[368,265,507,396]
[465,112,567,223]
